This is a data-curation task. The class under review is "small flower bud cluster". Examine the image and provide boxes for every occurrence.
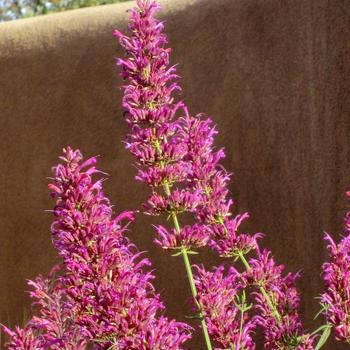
[322,234,350,342]
[248,250,315,349]
[194,265,256,350]
[322,191,350,344]
[3,266,86,350]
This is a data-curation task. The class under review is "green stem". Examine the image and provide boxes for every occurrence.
[154,136,280,347]
[163,181,213,350]
[238,302,244,347]
[217,215,282,324]
[181,247,213,350]
[238,252,282,323]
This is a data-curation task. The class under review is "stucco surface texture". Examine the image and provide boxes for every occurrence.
[0,0,350,348]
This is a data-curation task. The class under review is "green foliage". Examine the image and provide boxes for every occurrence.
[0,0,129,22]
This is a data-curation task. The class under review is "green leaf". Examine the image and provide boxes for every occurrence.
[184,313,202,320]
[233,255,239,262]
[314,303,328,320]
[310,324,330,336]
[314,325,332,350]
[187,250,199,255]
[171,251,182,257]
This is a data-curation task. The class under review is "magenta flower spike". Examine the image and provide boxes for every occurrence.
[48,147,191,349]
[114,0,213,253]
[115,1,315,349]
[115,1,216,348]
[3,147,192,349]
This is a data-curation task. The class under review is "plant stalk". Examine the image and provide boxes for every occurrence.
[238,251,281,323]
[163,182,213,350]
[216,215,282,324]
[153,136,213,348]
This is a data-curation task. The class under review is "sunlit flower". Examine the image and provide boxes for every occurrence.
[195,265,256,350]
[322,232,350,343]
[154,224,211,250]
[248,250,315,350]
[48,147,191,349]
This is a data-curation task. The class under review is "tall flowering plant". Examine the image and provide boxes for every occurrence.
[114,0,317,349]
[114,2,215,347]
[3,147,191,349]
[48,147,191,349]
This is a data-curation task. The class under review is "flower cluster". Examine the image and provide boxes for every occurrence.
[248,250,315,350]
[3,326,41,350]
[115,1,315,349]
[177,109,229,223]
[177,110,262,257]
[3,147,191,349]
[115,0,212,252]
[208,213,261,258]
[194,265,256,350]
[154,224,211,251]
[3,267,86,350]
[48,147,191,349]
[115,0,256,264]
[321,191,350,345]
[145,188,202,216]
[322,233,350,342]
